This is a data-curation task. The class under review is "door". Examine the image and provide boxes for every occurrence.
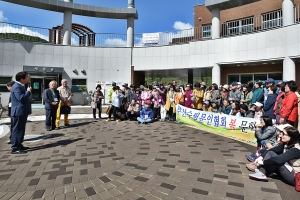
[44,77,58,90]
[31,78,43,104]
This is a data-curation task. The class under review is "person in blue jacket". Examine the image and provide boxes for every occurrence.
[137,101,154,124]
[251,81,263,105]
[263,78,274,105]
[221,99,232,115]
[263,85,277,120]
[44,80,60,131]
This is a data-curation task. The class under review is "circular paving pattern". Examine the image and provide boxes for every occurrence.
[0,119,291,199]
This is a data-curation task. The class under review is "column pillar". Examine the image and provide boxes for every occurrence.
[211,7,220,39]
[283,57,295,81]
[127,0,135,47]
[128,0,134,8]
[127,17,134,47]
[188,69,193,85]
[282,0,294,26]
[212,64,221,85]
[63,0,73,45]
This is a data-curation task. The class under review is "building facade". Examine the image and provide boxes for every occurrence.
[1,0,300,105]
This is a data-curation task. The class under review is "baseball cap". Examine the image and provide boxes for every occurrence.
[237,82,241,85]
[266,78,274,83]
[231,81,238,86]
[130,84,135,88]
[112,82,116,86]
[201,82,206,86]
[276,81,285,87]
[275,124,292,132]
[223,84,229,90]
[204,100,210,105]
[253,102,263,107]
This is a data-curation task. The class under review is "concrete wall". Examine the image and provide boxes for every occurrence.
[132,23,300,70]
[0,40,132,104]
[1,23,300,104]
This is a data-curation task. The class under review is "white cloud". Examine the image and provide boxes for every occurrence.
[0,24,48,41]
[173,21,193,30]
[0,11,8,21]
[104,38,127,47]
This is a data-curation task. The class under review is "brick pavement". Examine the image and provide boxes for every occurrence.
[0,116,298,200]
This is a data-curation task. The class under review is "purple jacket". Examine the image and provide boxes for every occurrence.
[185,89,193,108]
[157,88,166,105]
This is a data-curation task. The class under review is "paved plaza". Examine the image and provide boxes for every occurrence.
[0,108,298,200]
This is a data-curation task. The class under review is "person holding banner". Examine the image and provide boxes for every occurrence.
[165,85,176,121]
[246,116,276,162]
[184,83,193,108]
[221,99,232,115]
[191,82,204,110]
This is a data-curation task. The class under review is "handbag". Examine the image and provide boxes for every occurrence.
[91,101,96,109]
[105,106,111,114]
[60,106,71,114]
[295,172,300,192]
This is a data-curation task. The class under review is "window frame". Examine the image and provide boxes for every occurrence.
[202,24,212,38]
[227,72,282,85]
[261,9,282,29]
[0,76,13,92]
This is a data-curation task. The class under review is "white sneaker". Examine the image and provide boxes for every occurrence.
[249,169,268,182]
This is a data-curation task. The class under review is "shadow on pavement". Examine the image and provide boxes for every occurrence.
[27,138,83,151]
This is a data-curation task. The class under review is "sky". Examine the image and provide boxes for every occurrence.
[0,0,206,34]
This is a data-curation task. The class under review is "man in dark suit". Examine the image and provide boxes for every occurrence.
[10,71,32,154]
[6,80,15,144]
[44,80,60,131]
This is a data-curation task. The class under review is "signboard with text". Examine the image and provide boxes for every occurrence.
[176,104,260,146]
[143,33,159,45]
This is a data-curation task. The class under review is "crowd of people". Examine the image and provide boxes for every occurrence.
[6,72,300,188]
[97,78,299,127]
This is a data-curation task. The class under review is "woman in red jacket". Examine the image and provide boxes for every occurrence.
[280,81,298,126]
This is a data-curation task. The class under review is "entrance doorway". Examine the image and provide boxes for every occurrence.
[30,75,60,104]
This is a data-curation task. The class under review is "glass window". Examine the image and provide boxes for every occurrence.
[202,25,211,38]
[226,17,254,36]
[0,76,12,92]
[262,10,282,29]
[254,74,267,82]
[72,79,86,86]
[269,73,282,85]
[228,75,239,84]
[71,79,87,92]
[0,77,12,85]
[241,74,253,84]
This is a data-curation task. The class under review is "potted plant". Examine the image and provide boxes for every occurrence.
[78,86,88,106]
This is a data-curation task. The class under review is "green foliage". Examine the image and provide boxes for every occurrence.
[0,33,48,43]
[78,86,88,97]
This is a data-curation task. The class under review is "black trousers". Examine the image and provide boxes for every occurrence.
[93,103,102,118]
[46,107,57,129]
[126,111,140,120]
[108,105,119,120]
[153,108,160,119]
[260,151,295,186]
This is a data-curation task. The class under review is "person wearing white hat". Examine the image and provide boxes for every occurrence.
[220,84,229,107]
[245,123,292,172]
[253,102,264,119]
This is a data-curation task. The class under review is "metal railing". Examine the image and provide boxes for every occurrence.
[221,10,282,37]
[0,21,50,43]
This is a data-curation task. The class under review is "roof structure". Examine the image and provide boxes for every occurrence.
[205,0,260,11]
[1,0,138,19]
